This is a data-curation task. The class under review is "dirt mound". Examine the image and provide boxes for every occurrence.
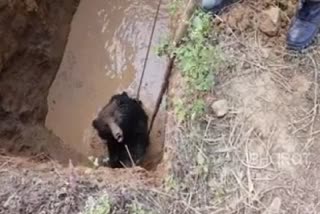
[0,154,167,214]
[216,0,297,47]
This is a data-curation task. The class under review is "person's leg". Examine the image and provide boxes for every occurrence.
[201,0,237,13]
[287,0,320,50]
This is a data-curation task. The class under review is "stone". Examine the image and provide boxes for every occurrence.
[24,0,38,12]
[262,197,282,214]
[259,7,281,37]
[211,99,229,118]
[84,168,93,174]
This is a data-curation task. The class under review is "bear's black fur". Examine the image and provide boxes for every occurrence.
[92,92,149,168]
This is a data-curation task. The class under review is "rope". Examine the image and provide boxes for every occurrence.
[136,0,163,99]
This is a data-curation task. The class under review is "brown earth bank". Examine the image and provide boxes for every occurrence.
[0,0,88,163]
[0,155,166,214]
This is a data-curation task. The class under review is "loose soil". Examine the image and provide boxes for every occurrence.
[0,0,86,162]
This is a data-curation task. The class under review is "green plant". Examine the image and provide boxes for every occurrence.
[175,10,220,92]
[168,0,183,15]
[173,98,188,122]
[83,195,111,214]
[196,148,209,175]
[190,99,205,120]
[173,98,205,122]
[157,9,221,122]
[154,37,173,57]
[156,9,221,93]
[164,175,178,192]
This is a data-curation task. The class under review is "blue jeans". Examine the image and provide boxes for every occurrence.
[202,0,320,10]
[201,0,224,10]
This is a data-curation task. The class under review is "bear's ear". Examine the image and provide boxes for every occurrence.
[121,91,128,97]
[136,100,143,106]
[92,119,104,130]
[92,119,99,129]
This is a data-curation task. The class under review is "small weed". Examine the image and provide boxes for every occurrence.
[168,0,183,15]
[164,175,178,192]
[129,201,152,214]
[196,149,209,175]
[83,195,111,214]
[190,99,205,120]
[173,97,206,122]
[154,37,173,57]
[173,98,188,122]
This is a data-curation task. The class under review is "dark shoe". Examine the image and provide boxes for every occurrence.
[287,1,320,50]
[201,0,237,14]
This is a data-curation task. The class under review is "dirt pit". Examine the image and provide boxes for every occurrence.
[0,0,170,174]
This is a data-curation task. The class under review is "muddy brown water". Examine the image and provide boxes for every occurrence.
[45,0,170,169]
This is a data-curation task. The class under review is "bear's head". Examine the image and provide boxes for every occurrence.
[92,92,143,143]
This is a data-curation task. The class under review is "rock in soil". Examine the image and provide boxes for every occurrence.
[259,6,281,36]
[211,99,229,118]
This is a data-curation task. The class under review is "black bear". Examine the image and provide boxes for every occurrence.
[92,92,149,168]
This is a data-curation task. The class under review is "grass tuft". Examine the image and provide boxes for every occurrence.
[175,10,221,92]
[82,195,111,214]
